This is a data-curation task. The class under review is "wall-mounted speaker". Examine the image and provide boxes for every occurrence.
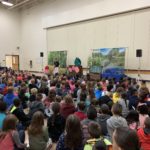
[136,49,142,57]
[40,52,44,57]
[17,46,20,50]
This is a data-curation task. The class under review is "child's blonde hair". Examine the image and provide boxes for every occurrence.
[31,88,38,95]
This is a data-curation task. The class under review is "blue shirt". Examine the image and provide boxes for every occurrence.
[4,93,17,108]
[94,89,102,100]
[0,113,6,129]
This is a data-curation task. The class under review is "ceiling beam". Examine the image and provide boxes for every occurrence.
[9,0,32,9]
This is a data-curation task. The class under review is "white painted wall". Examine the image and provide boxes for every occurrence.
[43,0,150,28]
[20,0,150,71]
[20,0,101,71]
[0,7,20,67]
[47,8,150,70]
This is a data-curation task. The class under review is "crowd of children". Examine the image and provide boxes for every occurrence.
[0,68,150,150]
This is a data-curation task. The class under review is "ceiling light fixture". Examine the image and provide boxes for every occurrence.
[1,1,14,6]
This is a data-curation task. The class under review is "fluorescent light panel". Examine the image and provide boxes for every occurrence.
[1,1,14,6]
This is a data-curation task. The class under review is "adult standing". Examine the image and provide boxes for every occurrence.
[53,58,59,76]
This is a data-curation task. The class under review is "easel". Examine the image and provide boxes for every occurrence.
[136,49,142,83]
[137,57,141,83]
[40,52,44,72]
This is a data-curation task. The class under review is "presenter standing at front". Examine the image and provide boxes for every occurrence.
[53,58,59,76]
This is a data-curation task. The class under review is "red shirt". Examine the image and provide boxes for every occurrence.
[137,128,150,150]
[17,76,23,81]
[74,111,87,121]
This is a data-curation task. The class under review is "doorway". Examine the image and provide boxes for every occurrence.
[5,55,19,70]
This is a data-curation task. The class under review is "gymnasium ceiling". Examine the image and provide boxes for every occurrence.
[0,0,48,9]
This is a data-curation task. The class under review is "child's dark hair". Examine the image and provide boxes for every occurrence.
[36,93,43,101]
[13,98,21,107]
[101,104,109,114]
[111,103,122,116]
[51,102,60,126]
[75,83,79,88]
[52,102,60,115]
[48,89,56,101]
[91,98,99,106]
[65,115,82,149]
[88,88,95,99]
[80,91,87,102]
[56,83,61,88]
[144,117,150,129]
[64,95,73,104]
[139,90,148,102]
[50,80,56,87]
[77,102,85,111]
[114,127,140,150]
[55,96,62,103]
[0,101,7,113]
[131,89,137,96]
[88,122,101,138]
[93,141,106,150]
[126,110,139,124]
[107,84,113,92]
[2,114,18,131]
[97,83,102,91]
[28,111,44,135]
[138,104,148,115]
[87,106,97,120]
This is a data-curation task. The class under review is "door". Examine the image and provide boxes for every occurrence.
[6,55,13,68]
[5,55,19,70]
[12,55,19,70]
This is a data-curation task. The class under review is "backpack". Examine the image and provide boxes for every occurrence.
[0,132,14,150]
[84,137,111,150]
[92,139,106,150]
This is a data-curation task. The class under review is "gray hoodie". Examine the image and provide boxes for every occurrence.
[118,98,129,118]
[107,116,128,139]
[97,114,110,136]
[29,101,45,118]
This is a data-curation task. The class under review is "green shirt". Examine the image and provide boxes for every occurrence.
[29,127,49,150]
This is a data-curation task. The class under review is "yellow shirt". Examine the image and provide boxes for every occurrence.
[84,138,112,150]
[112,92,120,103]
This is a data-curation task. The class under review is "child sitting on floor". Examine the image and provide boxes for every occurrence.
[137,117,150,150]
[84,122,111,150]
[74,101,87,121]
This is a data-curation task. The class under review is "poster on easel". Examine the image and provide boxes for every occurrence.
[88,48,126,80]
[48,51,67,74]
[48,51,67,68]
